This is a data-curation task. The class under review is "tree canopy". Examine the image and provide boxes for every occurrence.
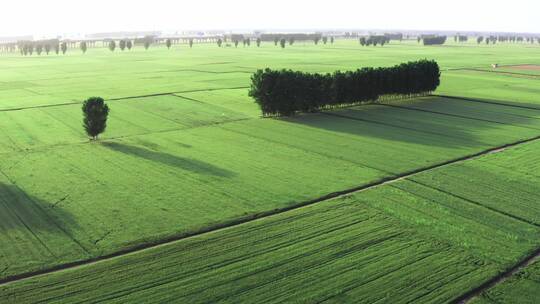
[82,97,110,140]
[249,60,440,116]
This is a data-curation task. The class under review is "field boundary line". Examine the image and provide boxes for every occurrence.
[321,111,475,142]
[407,179,540,227]
[0,87,250,112]
[381,103,540,131]
[432,94,540,111]
[448,67,540,79]
[453,249,540,303]
[1,133,540,286]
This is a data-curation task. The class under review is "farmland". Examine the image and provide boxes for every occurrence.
[1,136,539,303]
[0,39,539,303]
[471,259,540,304]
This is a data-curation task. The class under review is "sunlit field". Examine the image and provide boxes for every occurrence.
[1,38,539,303]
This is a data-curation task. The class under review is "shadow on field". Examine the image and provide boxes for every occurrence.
[101,142,235,178]
[0,182,79,234]
[436,95,540,110]
[282,96,540,148]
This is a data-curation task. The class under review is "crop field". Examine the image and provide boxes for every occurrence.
[1,138,539,303]
[471,259,540,304]
[0,39,539,303]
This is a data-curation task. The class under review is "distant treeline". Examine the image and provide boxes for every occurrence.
[249,59,440,116]
[422,36,447,45]
[359,35,391,46]
[384,33,403,41]
[455,35,468,42]
[18,39,64,55]
[259,33,323,42]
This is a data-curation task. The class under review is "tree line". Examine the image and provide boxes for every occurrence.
[359,36,390,46]
[454,35,468,42]
[249,59,440,116]
[421,36,447,45]
[17,39,66,55]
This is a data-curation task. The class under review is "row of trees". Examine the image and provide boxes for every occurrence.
[421,36,447,45]
[249,59,440,116]
[18,40,68,55]
[454,35,468,42]
[359,36,390,46]
[477,36,499,45]
[223,36,335,48]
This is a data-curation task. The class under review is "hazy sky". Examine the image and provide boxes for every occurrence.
[1,0,538,37]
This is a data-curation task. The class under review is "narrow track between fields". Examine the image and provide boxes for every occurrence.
[1,130,539,287]
[454,249,540,303]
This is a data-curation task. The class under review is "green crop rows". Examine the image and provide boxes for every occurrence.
[471,259,540,304]
[2,139,539,303]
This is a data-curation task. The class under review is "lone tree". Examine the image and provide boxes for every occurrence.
[119,39,126,51]
[109,40,116,52]
[189,38,194,48]
[126,40,133,50]
[280,38,286,48]
[330,37,334,44]
[322,37,328,44]
[217,38,223,47]
[82,97,110,140]
[144,41,151,50]
[256,38,261,47]
[234,40,239,48]
[166,39,172,49]
[80,41,87,54]
[61,42,67,54]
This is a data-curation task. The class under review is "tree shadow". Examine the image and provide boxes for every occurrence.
[0,181,87,279]
[438,95,540,111]
[0,182,79,234]
[101,142,235,178]
[280,96,540,149]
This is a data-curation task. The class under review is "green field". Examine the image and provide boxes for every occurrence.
[471,259,540,304]
[1,136,539,303]
[0,39,539,303]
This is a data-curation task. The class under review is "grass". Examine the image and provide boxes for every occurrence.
[1,139,538,303]
[0,39,540,301]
